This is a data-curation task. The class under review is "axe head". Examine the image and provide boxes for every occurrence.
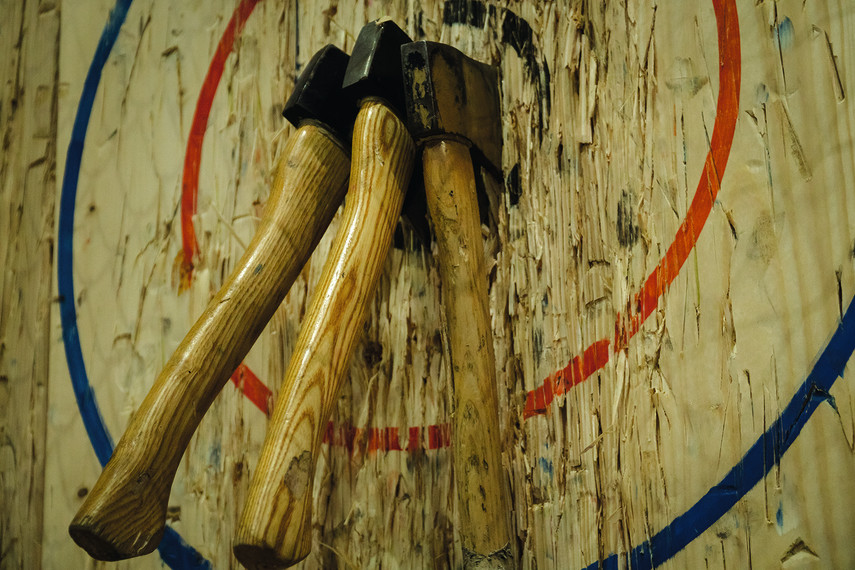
[401,41,502,174]
[283,45,354,144]
[342,20,430,249]
[343,19,413,118]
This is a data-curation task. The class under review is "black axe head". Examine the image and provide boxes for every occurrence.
[343,19,413,119]
[283,45,354,145]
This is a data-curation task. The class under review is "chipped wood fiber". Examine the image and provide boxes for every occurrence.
[0,0,849,569]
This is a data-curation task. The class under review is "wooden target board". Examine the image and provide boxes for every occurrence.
[0,0,853,568]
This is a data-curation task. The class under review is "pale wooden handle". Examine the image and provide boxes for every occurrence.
[68,124,350,561]
[423,140,512,565]
[233,101,415,569]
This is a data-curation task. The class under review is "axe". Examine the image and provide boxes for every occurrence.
[69,45,356,561]
[402,41,513,567]
[232,19,417,569]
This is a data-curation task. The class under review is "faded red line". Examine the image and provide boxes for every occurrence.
[230,362,271,415]
[524,0,741,418]
[322,421,452,453]
[179,0,260,283]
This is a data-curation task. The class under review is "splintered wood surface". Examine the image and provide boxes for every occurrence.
[0,1,59,568]
[1,0,854,568]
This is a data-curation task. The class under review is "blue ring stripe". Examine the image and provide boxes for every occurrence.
[585,296,855,569]
[57,0,210,567]
[57,0,131,469]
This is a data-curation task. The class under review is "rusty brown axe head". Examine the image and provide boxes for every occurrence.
[401,41,502,177]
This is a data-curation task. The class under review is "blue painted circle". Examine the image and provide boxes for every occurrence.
[57,0,210,567]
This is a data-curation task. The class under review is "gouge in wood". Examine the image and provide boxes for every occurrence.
[402,41,512,568]
[68,45,356,561]
[233,20,415,569]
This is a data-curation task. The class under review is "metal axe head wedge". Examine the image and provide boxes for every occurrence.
[343,19,412,122]
[283,44,355,146]
[401,41,502,177]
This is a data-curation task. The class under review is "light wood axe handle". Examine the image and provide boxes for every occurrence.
[233,100,415,569]
[68,124,350,561]
[423,140,512,565]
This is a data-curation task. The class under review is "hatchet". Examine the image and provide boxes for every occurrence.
[402,41,513,568]
[233,20,416,569]
[69,45,356,561]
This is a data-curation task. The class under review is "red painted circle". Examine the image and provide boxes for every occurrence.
[177,0,741,441]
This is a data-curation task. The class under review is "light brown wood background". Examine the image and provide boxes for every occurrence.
[2,0,854,568]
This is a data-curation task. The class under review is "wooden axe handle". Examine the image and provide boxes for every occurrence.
[233,100,415,569]
[423,140,512,565]
[68,124,350,561]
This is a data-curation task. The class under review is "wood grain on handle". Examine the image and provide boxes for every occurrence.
[233,101,415,569]
[68,124,350,561]
[423,140,512,567]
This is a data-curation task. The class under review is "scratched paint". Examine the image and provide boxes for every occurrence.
[585,296,855,569]
[57,1,211,566]
[539,457,554,479]
[775,17,795,51]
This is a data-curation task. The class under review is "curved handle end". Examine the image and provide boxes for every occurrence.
[233,524,312,569]
[69,514,164,561]
[69,462,170,560]
[233,542,310,569]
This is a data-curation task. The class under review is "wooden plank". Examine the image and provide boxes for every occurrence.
[0,0,60,568]
[3,0,851,568]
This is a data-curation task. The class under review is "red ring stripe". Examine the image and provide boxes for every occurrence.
[230,362,272,415]
[524,0,740,418]
[179,0,260,284]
